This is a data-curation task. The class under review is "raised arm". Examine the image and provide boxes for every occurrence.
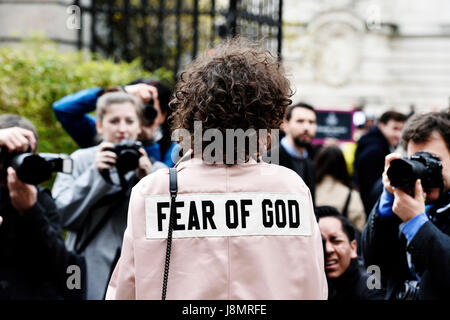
[52,87,103,148]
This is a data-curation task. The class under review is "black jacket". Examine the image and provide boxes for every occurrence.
[361,193,450,299]
[264,144,316,203]
[354,127,392,215]
[327,259,385,300]
[0,187,84,300]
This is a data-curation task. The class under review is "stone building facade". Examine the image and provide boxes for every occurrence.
[1,0,450,115]
[283,0,450,115]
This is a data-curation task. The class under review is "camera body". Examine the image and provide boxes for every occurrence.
[387,151,443,190]
[0,150,73,185]
[143,99,158,126]
[107,139,143,173]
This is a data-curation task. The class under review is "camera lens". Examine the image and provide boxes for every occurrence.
[11,153,52,185]
[116,149,140,173]
[143,100,157,125]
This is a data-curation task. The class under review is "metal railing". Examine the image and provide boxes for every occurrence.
[75,0,283,79]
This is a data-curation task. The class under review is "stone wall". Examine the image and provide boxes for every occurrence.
[0,0,89,51]
[1,0,449,115]
[282,0,450,115]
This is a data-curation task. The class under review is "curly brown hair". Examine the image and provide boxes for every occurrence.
[401,109,450,152]
[169,37,293,163]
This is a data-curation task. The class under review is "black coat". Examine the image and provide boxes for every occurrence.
[264,144,316,203]
[0,187,84,300]
[327,259,385,300]
[361,193,450,300]
[354,127,391,215]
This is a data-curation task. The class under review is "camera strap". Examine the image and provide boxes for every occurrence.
[162,167,178,300]
[342,188,352,218]
[100,168,130,191]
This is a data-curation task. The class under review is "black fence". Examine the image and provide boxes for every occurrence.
[74,0,283,80]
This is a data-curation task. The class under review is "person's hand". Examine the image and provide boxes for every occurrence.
[124,83,159,104]
[0,127,36,152]
[392,179,426,222]
[382,153,402,195]
[7,167,37,214]
[136,148,152,179]
[95,142,117,171]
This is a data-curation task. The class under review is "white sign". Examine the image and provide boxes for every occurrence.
[145,192,313,239]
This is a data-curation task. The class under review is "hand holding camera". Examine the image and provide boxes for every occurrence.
[123,83,162,138]
[392,179,426,222]
[382,153,402,195]
[136,147,152,179]
[1,127,73,213]
[0,127,36,153]
[383,151,443,222]
[6,167,37,214]
[95,142,117,171]
[0,127,37,213]
[96,139,151,179]
[124,83,159,105]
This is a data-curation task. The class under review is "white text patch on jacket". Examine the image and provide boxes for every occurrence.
[145,192,312,238]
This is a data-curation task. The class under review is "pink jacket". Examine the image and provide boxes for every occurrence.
[106,158,327,300]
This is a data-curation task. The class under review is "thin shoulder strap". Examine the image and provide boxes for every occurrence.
[162,167,178,300]
[342,188,352,218]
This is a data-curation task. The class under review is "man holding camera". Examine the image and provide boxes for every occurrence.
[361,110,450,299]
[0,115,83,299]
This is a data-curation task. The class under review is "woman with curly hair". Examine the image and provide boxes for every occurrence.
[106,38,328,300]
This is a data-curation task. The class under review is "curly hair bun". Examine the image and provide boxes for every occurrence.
[169,37,293,163]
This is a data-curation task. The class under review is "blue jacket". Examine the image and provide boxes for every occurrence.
[53,87,177,167]
[361,192,450,299]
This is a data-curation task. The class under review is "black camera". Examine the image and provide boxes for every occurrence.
[387,151,443,190]
[143,99,158,126]
[107,139,143,173]
[0,149,73,185]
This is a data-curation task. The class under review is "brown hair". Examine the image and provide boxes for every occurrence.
[401,109,450,151]
[314,145,354,189]
[285,102,316,121]
[378,110,407,124]
[0,114,38,147]
[96,91,143,123]
[169,37,293,163]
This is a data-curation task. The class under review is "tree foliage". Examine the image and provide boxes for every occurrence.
[0,37,172,187]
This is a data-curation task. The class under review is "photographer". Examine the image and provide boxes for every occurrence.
[0,115,83,300]
[52,92,163,300]
[361,110,450,299]
[52,78,178,167]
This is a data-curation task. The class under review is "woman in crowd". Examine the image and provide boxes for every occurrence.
[106,38,327,300]
[314,145,366,231]
[52,91,163,300]
[52,79,178,167]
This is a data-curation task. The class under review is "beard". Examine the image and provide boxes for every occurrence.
[293,135,313,148]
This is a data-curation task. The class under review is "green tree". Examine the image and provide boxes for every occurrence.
[0,37,172,187]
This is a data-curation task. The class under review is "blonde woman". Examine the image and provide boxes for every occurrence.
[52,91,164,300]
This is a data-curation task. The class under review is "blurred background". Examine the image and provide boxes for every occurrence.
[0,0,449,153]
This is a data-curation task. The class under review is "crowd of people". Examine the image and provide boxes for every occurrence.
[0,37,449,300]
